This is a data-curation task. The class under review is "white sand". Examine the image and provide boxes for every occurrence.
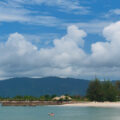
[62,102,120,107]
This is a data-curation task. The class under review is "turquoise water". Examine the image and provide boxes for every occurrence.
[0,105,120,120]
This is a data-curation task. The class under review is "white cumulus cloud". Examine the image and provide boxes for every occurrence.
[1,22,120,79]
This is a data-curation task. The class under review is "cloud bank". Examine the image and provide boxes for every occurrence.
[0,21,120,79]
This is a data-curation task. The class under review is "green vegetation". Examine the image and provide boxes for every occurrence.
[71,95,88,101]
[87,78,119,102]
[0,95,57,101]
[0,95,87,101]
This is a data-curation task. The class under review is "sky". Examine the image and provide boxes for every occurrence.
[0,0,120,80]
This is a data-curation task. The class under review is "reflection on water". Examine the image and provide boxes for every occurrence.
[0,105,120,120]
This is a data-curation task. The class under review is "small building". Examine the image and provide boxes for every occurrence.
[52,95,72,101]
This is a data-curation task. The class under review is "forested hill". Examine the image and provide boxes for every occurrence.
[0,77,90,97]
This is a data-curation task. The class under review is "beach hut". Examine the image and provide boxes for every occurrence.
[52,95,72,101]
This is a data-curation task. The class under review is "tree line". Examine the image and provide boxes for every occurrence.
[0,95,86,101]
[87,78,120,102]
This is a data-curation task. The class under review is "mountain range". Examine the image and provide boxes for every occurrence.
[0,77,90,97]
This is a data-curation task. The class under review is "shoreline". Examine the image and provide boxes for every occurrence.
[1,101,120,107]
[1,101,63,106]
[62,102,120,107]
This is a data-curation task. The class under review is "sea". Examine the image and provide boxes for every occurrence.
[0,105,120,120]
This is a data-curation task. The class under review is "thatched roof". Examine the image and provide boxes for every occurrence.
[52,95,72,100]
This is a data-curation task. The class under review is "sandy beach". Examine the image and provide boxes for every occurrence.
[62,102,120,107]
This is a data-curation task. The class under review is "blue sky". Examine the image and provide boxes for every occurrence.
[1,0,120,80]
[0,0,118,50]
[0,1,109,48]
